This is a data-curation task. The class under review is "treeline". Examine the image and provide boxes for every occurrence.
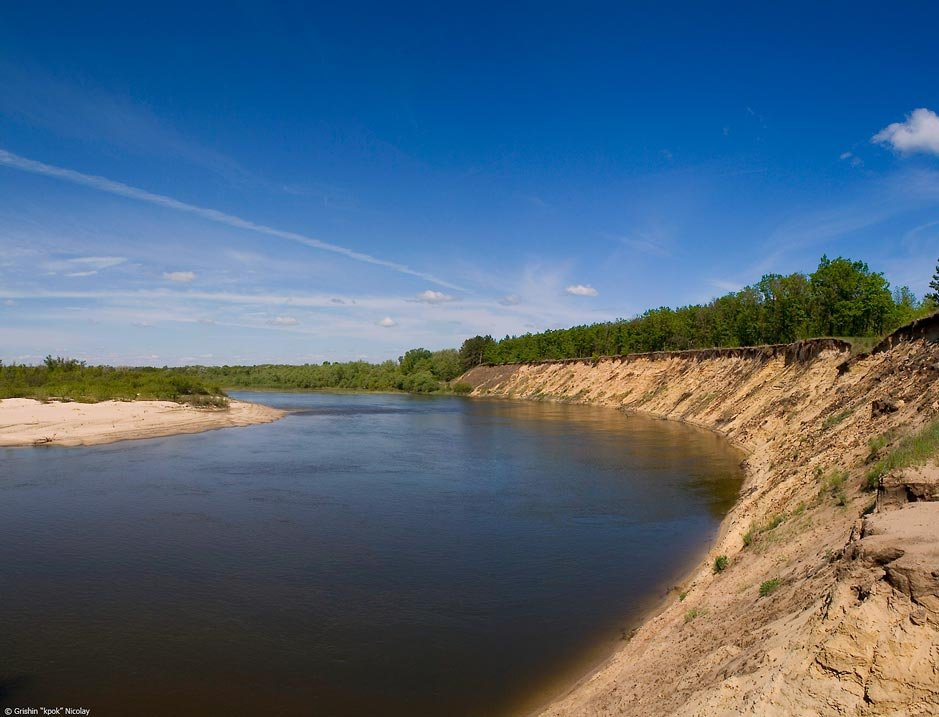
[178,348,466,394]
[7,256,931,401]
[0,356,227,405]
[459,256,932,366]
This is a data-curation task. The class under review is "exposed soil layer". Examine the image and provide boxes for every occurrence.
[461,318,939,716]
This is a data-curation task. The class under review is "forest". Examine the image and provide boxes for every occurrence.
[458,256,933,368]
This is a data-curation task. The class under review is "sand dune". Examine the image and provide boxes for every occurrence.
[0,397,284,447]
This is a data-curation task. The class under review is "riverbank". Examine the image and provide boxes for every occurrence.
[0,397,284,447]
[461,317,939,716]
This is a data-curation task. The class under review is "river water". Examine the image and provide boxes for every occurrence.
[0,392,742,716]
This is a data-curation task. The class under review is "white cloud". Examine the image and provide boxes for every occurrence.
[415,289,455,303]
[839,151,863,167]
[565,284,598,297]
[377,316,397,327]
[269,316,298,326]
[872,108,939,156]
[499,294,521,306]
[163,271,196,283]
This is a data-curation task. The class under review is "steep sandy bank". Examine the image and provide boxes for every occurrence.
[461,321,939,716]
[0,398,284,447]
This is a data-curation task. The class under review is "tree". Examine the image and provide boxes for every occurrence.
[399,348,433,375]
[429,349,462,382]
[928,260,939,306]
[458,335,496,371]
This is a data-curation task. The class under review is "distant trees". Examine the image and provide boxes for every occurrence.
[178,348,467,394]
[1,361,224,403]
[471,256,932,366]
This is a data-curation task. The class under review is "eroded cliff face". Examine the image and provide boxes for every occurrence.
[460,322,939,716]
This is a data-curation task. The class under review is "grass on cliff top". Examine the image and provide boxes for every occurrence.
[867,418,939,489]
[0,358,228,406]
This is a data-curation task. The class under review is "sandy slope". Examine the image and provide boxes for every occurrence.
[0,397,284,447]
[462,319,939,716]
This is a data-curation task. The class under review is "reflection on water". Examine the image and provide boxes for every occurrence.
[0,392,742,716]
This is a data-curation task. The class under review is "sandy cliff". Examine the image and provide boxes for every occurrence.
[461,316,939,716]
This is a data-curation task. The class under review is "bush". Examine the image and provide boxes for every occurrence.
[759,578,781,597]
[451,382,474,395]
[713,555,728,573]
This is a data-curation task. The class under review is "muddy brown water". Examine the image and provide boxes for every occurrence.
[0,392,742,716]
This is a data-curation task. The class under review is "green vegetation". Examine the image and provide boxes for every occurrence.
[822,408,854,429]
[684,607,706,622]
[179,348,465,394]
[0,356,227,405]
[867,431,896,460]
[743,511,788,549]
[867,418,939,490]
[759,578,781,597]
[713,555,729,573]
[819,469,849,505]
[459,256,932,366]
[678,590,689,602]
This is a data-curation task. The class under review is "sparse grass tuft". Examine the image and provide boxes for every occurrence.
[866,418,939,491]
[822,408,854,429]
[759,578,781,597]
[818,469,848,502]
[684,607,706,623]
[742,512,788,549]
[678,590,689,602]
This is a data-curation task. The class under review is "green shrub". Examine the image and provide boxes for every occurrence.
[713,555,728,573]
[451,382,474,395]
[759,578,781,597]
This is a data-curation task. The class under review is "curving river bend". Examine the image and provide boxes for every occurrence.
[0,392,742,716]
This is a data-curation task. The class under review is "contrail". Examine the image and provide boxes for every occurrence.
[0,148,465,292]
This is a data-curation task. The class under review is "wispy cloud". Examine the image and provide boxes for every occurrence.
[163,271,196,283]
[839,151,863,168]
[414,289,455,303]
[0,62,250,181]
[0,148,465,291]
[43,255,127,276]
[873,108,939,157]
[269,316,298,326]
[565,284,598,297]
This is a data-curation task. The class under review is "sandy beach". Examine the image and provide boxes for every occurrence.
[0,398,284,447]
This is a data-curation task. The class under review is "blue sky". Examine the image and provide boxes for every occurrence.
[2,2,939,365]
